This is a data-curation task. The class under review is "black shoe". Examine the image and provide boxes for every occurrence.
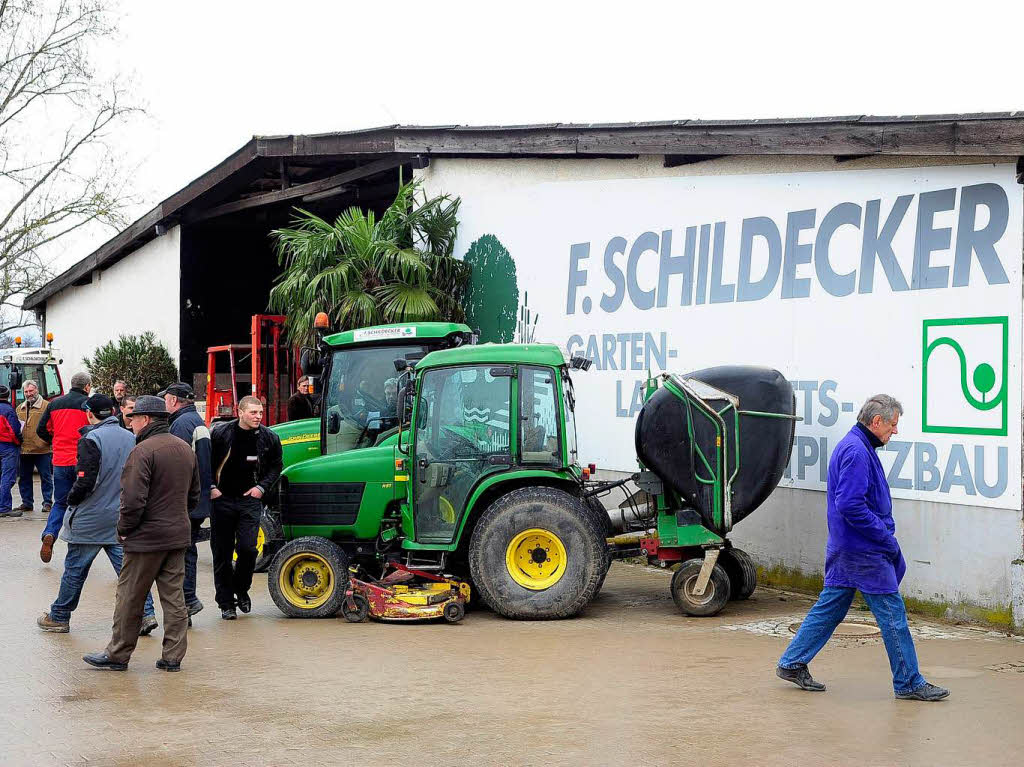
[139,614,158,636]
[156,658,181,672]
[83,652,127,671]
[776,664,826,691]
[237,595,251,614]
[896,682,949,701]
[186,599,204,617]
[221,607,237,620]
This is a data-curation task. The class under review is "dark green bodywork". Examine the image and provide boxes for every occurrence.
[277,341,582,557]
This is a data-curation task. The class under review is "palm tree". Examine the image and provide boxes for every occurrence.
[268,180,470,347]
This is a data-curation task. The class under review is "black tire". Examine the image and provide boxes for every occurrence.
[670,558,732,617]
[720,547,757,600]
[584,495,614,597]
[342,593,370,623]
[268,537,349,618]
[252,509,282,573]
[468,487,606,620]
[443,601,465,623]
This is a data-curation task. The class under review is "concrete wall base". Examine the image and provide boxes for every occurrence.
[1011,560,1024,631]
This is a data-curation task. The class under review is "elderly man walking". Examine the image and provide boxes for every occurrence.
[161,382,212,618]
[36,395,155,633]
[776,394,949,702]
[83,396,200,673]
[37,371,91,562]
[14,379,53,516]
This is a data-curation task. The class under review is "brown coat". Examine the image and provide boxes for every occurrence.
[118,422,200,552]
[17,396,50,454]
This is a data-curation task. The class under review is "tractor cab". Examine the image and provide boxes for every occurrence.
[0,342,63,405]
[399,343,581,549]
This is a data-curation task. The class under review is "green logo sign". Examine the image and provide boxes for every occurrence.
[922,316,1008,436]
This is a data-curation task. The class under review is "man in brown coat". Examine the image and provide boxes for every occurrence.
[83,395,200,673]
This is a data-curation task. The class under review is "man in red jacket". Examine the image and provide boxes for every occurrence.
[0,384,23,518]
[37,371,91,562]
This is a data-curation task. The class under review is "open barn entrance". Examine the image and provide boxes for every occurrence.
[177,156,416,411]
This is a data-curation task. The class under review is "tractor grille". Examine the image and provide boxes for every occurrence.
[282,481,364,526]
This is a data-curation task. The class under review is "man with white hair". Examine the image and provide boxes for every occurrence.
[776,394,949,702]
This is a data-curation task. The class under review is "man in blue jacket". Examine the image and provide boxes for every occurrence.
[36,395,155,633]
[776,394,949,702]
[161,382,212,619]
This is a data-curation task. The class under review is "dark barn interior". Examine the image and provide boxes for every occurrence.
[175,154,418,387]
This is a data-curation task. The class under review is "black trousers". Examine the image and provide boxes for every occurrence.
[210,495,261,609]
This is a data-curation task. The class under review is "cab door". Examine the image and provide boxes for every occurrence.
[411,365,512,543]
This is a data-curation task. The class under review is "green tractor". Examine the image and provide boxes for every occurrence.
[250,322,474,571]
[267,336,797,621]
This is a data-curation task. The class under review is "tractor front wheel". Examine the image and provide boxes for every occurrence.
[670,558,731,617]
[468,487,606,620]
[268,537,349,618]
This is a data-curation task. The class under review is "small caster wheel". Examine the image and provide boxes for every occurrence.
[342,593,370,623]
[443,601,465,623]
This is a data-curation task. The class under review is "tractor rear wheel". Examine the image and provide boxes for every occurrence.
[584,495,614,597]
[670,558,731,617]
[720,547,757,600]
[268,537,349,618]
[468,487,606,620]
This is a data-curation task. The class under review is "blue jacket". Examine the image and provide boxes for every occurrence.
[824,423,907,594]
[168,403,212,519]
[59,417,135,545]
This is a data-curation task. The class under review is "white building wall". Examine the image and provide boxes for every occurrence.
[44,226,181,381]
[417,154,1024,625]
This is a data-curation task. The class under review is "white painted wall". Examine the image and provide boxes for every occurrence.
[44,225,181,381]
[417,154,1024,623]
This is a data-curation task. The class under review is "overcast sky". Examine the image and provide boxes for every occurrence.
[68,0,1024,267]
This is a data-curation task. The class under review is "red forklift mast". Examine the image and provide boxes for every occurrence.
[205,314,295,426]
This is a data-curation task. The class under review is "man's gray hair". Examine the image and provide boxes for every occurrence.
[857,394,903,427]
[21,379,37,391]
[70,371,91,389]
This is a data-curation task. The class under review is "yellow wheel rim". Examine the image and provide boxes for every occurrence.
[278,552,335,609]
[505,528,567,591]
[233,525,265,563]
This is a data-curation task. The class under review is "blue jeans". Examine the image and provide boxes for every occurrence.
[183,518,203,606]
[50,543,154,624]
[43,464,76,540]
[779,586,927,694]
[0,443,18,512]
[19,453,53,507]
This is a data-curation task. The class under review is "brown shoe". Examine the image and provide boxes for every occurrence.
[37,613,69,633]
[39,534,55,563]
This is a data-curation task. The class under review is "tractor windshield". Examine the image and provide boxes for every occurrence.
[323,344,427,454]
[0,363,61,402]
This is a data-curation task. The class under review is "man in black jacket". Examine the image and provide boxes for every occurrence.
[209,395,282,620]
[161,382,213,619]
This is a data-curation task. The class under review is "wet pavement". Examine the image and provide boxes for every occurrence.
[3,511,1023,766]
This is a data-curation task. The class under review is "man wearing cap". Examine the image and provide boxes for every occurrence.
[162,381,212,618]
[83,395,200,673]
[36,371,91,561]
[0,384,22,518]
[15,380,53,516]
[36,395,156,633]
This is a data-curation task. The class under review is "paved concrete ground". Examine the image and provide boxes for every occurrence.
[3,511,1023,767]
